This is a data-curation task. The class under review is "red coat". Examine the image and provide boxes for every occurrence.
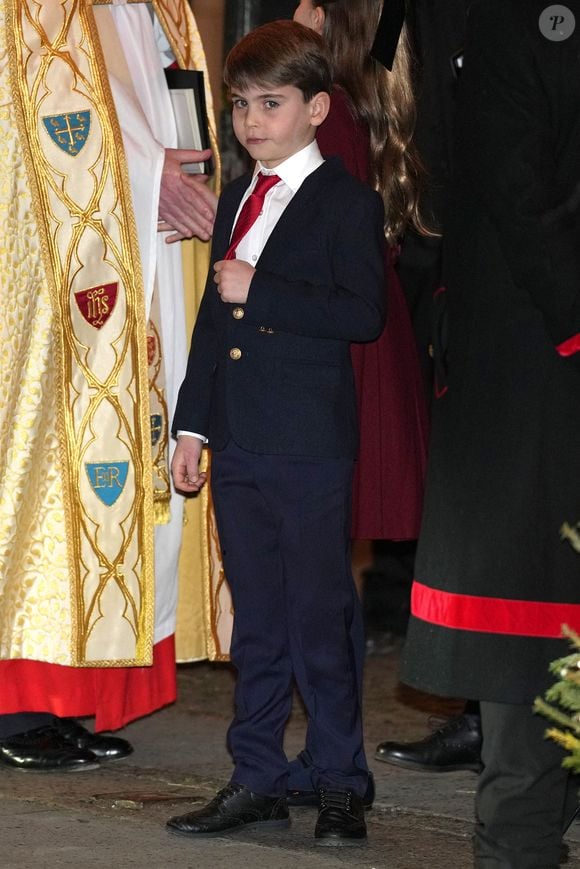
[317,89,429,539]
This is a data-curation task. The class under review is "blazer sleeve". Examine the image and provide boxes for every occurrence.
[455,0,580,353]
[244,187,386,342]
[171,269,218,436]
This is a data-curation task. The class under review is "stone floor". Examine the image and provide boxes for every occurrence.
[2,643,579,868]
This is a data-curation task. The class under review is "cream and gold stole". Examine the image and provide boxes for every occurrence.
[92,0,233,663]
[145,0,233,662]
[0,0,231,667]
[157,0,232,662]
[1,0,154,665]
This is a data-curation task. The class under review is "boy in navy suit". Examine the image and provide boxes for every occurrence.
[168,20,386,846]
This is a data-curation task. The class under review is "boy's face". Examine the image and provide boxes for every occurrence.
[230,83,329,169]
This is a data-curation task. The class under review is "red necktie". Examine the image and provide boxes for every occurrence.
[224,172,281,260]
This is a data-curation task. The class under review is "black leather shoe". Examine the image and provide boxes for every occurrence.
[52,717,133,761]
[375,713,483,772]
[167,783,291,838]
[288,771,375,810]
[314,788,367,845]
[0,725,100,772]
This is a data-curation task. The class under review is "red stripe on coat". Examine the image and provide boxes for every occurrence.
[411,580,580,638]
[557,334,580,357]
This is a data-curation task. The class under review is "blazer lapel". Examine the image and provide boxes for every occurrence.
[256,159,339,266]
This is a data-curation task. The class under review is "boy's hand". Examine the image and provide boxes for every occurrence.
[171,436,207,494]
[214,260,255,304]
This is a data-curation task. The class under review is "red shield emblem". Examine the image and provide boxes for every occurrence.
[147,335,158,366]
[74,282,118,329]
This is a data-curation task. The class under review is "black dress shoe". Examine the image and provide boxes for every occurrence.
[288,771,375,810]
[375,713,483,772]
[52,717,133,761]
[0,725,100,772]
[314,788,367,845]
[167,783,291,838]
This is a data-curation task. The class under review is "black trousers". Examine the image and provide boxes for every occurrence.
[0,713,55,739]
[474,701,579,869]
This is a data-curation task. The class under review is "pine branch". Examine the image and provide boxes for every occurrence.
[545,681,580,711]
[534,698,580,735]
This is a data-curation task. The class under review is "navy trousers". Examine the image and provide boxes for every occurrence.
[211,440,368,797]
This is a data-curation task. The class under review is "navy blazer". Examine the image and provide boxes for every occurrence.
[173,157,386,458]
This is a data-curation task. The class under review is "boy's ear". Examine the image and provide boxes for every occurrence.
[309,91,331,127]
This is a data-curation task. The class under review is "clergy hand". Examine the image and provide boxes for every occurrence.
[158,148,217,242]
[171,436,207,494]
[214,260,255,304]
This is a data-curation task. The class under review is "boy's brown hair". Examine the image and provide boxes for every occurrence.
[224,20,332,102]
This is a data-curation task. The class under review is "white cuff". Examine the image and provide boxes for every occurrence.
[177,430,207,443]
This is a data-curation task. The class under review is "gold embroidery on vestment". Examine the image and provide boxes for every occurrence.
[5,0,154,666]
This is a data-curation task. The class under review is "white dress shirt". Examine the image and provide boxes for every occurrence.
[179,139,325,442]
[234,140,324,264]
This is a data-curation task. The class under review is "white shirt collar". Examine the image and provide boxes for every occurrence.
[255,140,324,193]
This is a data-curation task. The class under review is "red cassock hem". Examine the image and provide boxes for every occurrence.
[0,635,177,732]
[411,580,580,638]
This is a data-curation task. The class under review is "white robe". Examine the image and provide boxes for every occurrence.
[102,3,188,645]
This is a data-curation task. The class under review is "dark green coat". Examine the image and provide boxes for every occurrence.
[402,0,580,703]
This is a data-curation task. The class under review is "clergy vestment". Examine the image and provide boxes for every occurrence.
[0,0,221,730]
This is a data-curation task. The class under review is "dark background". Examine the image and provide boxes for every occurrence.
[225,0,297,52]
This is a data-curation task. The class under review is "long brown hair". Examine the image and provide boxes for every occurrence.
[314,0,430,242]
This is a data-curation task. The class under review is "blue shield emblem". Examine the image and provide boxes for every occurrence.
[150,414,163,447]
[43,111,91,156]
[85,461,129,507]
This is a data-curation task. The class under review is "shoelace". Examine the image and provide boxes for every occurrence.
[212,783,245,806]
[318,788,354,814]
